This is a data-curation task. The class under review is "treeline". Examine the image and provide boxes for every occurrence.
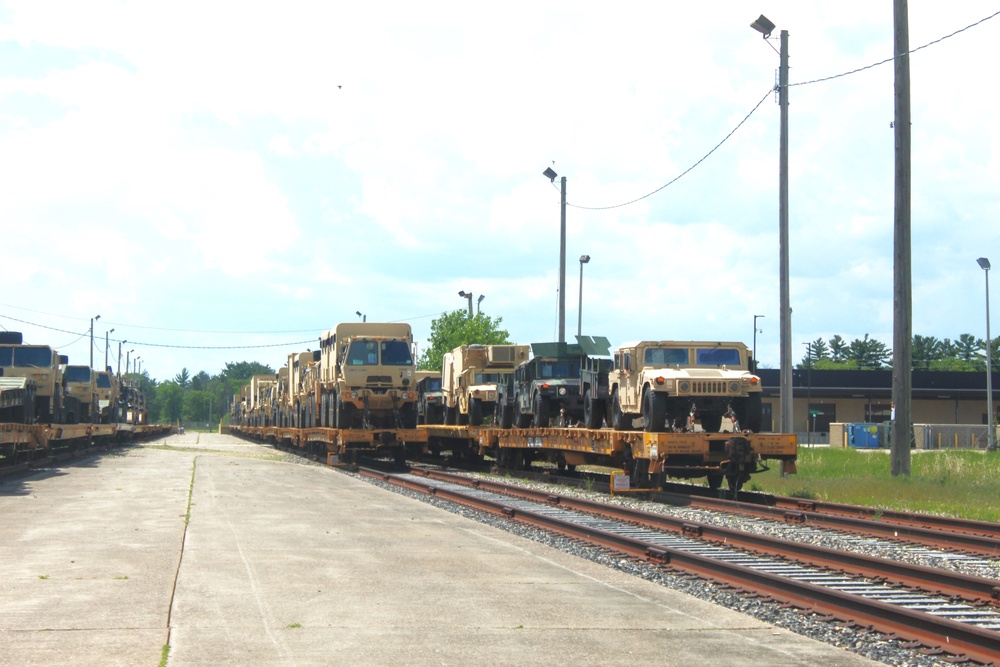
[145,361,274,426]
[797,333,999,371]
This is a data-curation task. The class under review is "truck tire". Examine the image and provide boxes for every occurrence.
[611,389,629,431]
[700,412,723,433]
[499,403,513,429]
[532,393,550,428]
[514,396,531,429]
[642,390,667,433]
[583,390,602,429]
[469,398,483,426]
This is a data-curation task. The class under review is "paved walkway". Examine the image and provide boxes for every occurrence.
[0,432,880,666]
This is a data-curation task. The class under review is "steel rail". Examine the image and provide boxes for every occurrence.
[364,467,1000,664]
[409,467,1000,605]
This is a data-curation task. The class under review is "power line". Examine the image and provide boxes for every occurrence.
[559,10,999,212]
[565,88,773,211]
[790,10,1000,88]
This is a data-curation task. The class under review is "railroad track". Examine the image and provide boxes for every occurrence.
[358,465,1000,665]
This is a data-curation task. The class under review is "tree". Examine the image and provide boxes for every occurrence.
[155,381,185,423]
[190,370,211,391]
[828,335,849,363]
[848,334,892,369]
[418,310,511,371]
[173,368,191,389]
[956,333,980,365]
[912,335,942,371]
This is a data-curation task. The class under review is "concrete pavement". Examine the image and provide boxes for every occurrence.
[0,432,881,666]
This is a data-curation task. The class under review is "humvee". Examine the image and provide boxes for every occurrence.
[441,344,529,426]
[495,336,611,429]
[607,340,762,433]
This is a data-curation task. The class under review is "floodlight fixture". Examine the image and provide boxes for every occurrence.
[543,167,557,182]
[750,14,775,38]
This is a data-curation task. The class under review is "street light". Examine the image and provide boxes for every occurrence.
[477,294,485,315]
[578,255,591,337]
[355,311,366,322]
[978,257,995,451]
[543,166,567,343]
[753,315,765,373]
[751,14,791,435]
[135,357,141,381]
[89,314,101,369]
[126,349,134,376]
[118,340,126,378]
[458,290,473,318]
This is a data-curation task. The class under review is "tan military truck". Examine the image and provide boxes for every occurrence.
[318,322,417,429]
[607,341,762,433]
[249,373,278,427]
[287,350,320,428]
[0,332,68,423]
[441,344,529,426]
[94,370,118,423]
[62,364,98,424]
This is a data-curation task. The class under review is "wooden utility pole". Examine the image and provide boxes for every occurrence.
[891,0,912,476]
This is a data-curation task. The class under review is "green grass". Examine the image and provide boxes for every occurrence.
[748,448,1000,522]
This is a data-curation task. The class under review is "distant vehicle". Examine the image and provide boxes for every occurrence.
[607,340,762,433]
[94,370,119,424]
[415,370,444,425]
[62,365,98,424]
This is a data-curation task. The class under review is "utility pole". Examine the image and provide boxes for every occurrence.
[558,176,567,344]
[891,0,912,476]
[778,29,793,435]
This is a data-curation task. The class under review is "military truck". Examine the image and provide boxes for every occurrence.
[287,350,320,428]
[249,373,278,427]
[607,340,762,433]
[62,364,98,424]
[415,370,444,425]
[94,370,118,423]
[440,344,529,426]
[318,322,417,429]
[0,332,68,423]
[495,336,612,429]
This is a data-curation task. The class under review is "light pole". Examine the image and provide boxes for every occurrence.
[477,294,485,315]
[105,328,114,370]
[578,255,591,337]
[355,311,366,322]
[978,257,995,451]
[89,314,101,369]
[458,290,473,318]
[751,15,791,435]
[126,349,134,377]
[753,314,765,373]
[118,340,126,378]
[803,341,813,446]
[543,166,567,343]
[135,357,141,382]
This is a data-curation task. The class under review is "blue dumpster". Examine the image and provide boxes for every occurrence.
[848,423,880,448]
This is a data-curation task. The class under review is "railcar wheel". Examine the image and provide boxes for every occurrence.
[642,390,667,433]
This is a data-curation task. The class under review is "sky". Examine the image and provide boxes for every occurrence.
[2,2,999,383]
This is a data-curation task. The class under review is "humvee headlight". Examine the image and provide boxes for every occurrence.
[679,381,690,392]
[558,387,567,396]
[729,381,740,393]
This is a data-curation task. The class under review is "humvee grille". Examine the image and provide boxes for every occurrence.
[690,380,726,394]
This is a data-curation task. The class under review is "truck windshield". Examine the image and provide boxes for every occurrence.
[539,362,579,379]
[64,366,92,382]
[96,374,113,388]
[347,341,379,366]
[3,346,53,368]
[424,378,442,391]
[645,348,689,365]
[696,348,742,366]
[380,340,413,366]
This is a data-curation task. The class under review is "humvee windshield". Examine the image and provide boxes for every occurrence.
[538,362,579,379]
[0,346,53,368]
[644,348,689,365]
[423,377,442,391]
[696,348,742,366]
[475,372,504,384]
